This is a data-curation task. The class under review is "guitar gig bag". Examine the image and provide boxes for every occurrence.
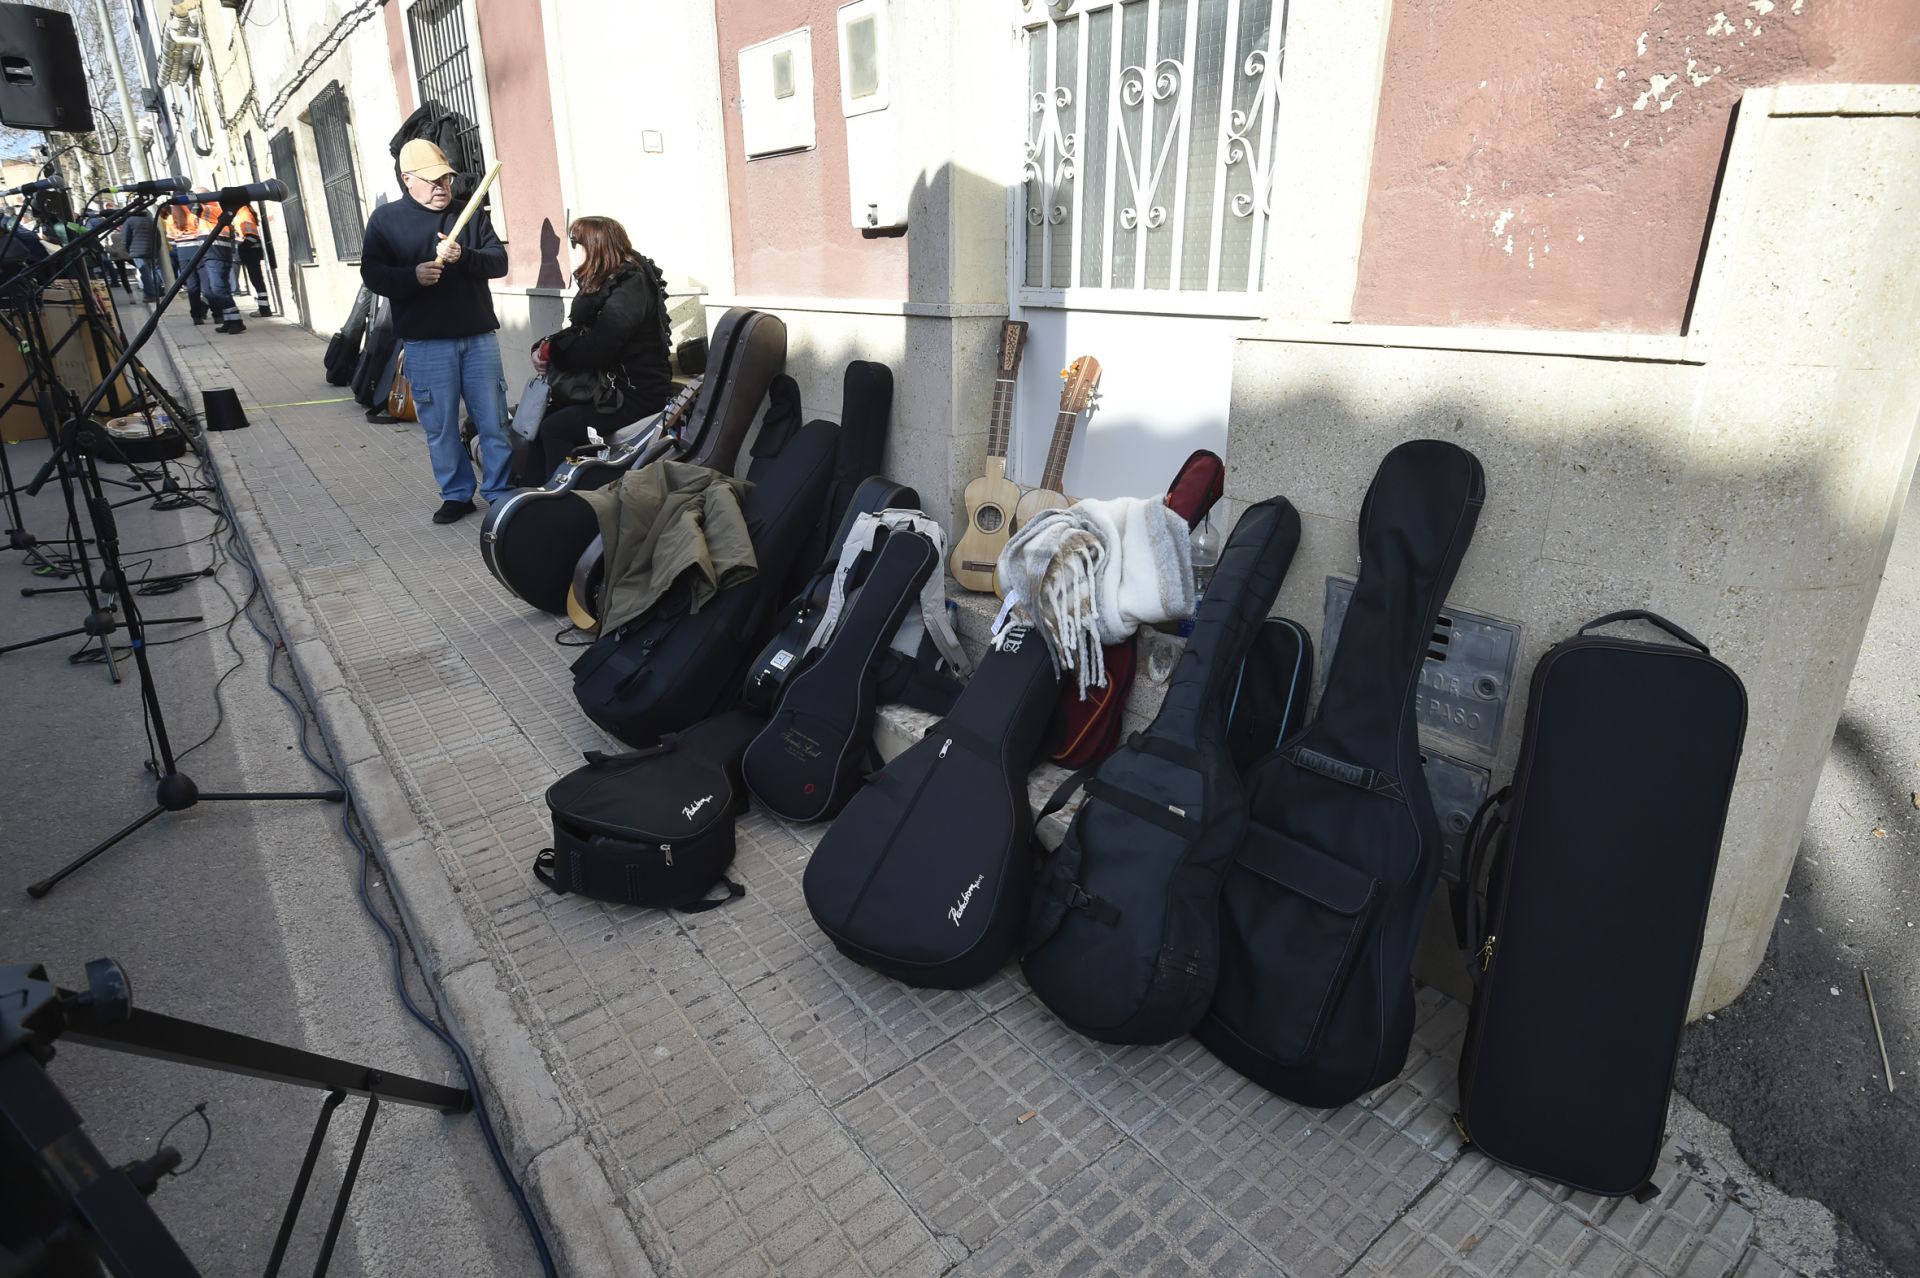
[743,475,921,712]
[674,307,787,474]
[743,528,940,822]
[533,711,762,911]
[1022,497,1301,1045]
[570,415,839,747]
[1198,439,1484,1107]
[1225,617,1315,774]
[804,624,1060,989]
[807,360,895,569]
[1452,610,1745,1197]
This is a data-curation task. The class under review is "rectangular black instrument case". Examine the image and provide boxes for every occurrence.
[1453,609,1746,1198]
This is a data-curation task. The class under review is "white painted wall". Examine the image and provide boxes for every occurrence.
[542,0,734,305]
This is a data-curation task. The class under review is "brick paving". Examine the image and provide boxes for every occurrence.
[148,309,1807,1277]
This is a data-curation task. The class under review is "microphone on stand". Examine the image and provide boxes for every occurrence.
[108,177,192,197]
[169,179,288,207]
[1,176,64,197]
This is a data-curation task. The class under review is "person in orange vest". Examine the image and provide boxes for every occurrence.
[165,199,245,333]
[232,203,272,318]
[163,204,208,323]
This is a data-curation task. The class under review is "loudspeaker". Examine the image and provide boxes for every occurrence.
[0,4,94,133]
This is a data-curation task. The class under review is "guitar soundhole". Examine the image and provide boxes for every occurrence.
[975,505,1005,534]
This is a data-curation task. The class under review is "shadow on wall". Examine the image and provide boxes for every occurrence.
[537,218,565,291]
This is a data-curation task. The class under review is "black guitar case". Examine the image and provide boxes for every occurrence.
[570,413,838,747]
[1452,611,1745,1197]
[743,475,921,712]
[350,297,397,409]
[676,307,787,473]
[1022,497,1301,1046]
[807,360,894,568]
[324,286,374,386]
[1198,440,1485,1107]
[1226,617,1315,774]
[479,379,707,615]
[742,528,939,822]
[804,624,1060,989]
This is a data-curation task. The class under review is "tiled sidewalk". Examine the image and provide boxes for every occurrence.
[150,311,1811,1278]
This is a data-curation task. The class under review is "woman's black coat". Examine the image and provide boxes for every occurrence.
[545,261,672,416]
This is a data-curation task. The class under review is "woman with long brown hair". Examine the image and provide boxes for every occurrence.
[525,215,674,481]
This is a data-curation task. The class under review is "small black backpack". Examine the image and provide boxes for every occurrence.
[534,712,761,912]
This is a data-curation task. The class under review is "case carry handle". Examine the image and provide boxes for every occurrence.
[1578,610,1709,654]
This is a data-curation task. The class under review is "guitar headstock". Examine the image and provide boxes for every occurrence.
[661,376,704,440]
[998,320,1030,374]
[1057,356,1102,415]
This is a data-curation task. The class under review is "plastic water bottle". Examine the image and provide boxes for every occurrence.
[1177,511,1221,638]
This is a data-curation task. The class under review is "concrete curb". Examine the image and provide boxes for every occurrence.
[147,322,655,1278]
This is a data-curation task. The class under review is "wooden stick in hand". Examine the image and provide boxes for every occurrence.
[436,161,504,260]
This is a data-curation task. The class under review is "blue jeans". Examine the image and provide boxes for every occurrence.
[197,245,240,323]
[170,245,204,318]
[136,256,162,301]
[403,333,513,504]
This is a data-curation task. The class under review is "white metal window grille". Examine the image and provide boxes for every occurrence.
[1019,0,1288,299]
[268,129,314,265]
[309,83,364,262]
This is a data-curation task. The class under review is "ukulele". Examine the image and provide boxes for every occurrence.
[1012,355,1100,533]
[949,320,1030,593]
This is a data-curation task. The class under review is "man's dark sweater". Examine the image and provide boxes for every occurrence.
[359,194,509,339]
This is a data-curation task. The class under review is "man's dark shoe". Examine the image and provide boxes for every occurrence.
[431,499,476,525]
[218,320,247,334]
[191,314,205,326]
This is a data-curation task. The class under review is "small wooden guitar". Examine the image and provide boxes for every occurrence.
[1012,355,1100,533]
[949,320,1030,593]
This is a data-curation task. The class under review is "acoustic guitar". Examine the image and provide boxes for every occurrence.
[1012,355,1100,533]
[949,320,1030,593]
[479,378,703,614]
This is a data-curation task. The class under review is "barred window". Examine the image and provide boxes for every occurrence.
[268,128,314,265]
[1020,0,1289,299]
[408,0,487,179]
[309,83,364,261]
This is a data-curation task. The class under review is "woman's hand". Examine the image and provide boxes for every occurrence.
[532,338,551,375]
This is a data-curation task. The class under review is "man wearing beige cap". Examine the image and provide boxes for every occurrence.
[360,138,512,524]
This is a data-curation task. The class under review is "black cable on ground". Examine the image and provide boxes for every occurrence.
[185,408,559,1276]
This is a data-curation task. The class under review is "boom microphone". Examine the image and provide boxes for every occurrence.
[2,176,64,197]
[169,179,288,207]
[110,176,192,197]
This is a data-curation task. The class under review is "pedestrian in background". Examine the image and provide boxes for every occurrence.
[358,138,512,525]
[119,204,163,301]
[234,203,273,317]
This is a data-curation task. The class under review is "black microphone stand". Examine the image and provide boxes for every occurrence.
[0,199,205,680]
[25,203,345,900]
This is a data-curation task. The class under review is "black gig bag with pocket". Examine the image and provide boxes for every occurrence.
[534,711,763,911]
[804,624,1060,989]
[1022,498,1301,1045]
[570,417,839,747]
[743,475,921,712]
[1451,610,1746,1197]
[743,528,939,822]
[1199,440,1484,1107]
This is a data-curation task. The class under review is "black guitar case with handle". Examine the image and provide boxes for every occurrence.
[804,624,1060,989]
[1451,611,1745,1198]
[806,360,894,568]
[570,412,838,747]
[743,528,938,822]
[743,475,920,712]
[1198,439,1485,1107]
[1022,497,1301,1045]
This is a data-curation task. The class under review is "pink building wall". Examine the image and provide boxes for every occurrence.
[1352,0,1920,332]
[714,0,908,299]
[474,0,569,289]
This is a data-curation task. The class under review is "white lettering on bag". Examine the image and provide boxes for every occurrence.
[948,874,985,926]
[682,794,713,821]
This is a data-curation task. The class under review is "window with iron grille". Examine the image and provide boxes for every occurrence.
[268,128,314,265]
[309,83,364,260]
[1019,0,1289,299]
[408,0,487,179]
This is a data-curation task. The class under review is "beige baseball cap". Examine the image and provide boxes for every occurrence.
[399,138,455,181]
